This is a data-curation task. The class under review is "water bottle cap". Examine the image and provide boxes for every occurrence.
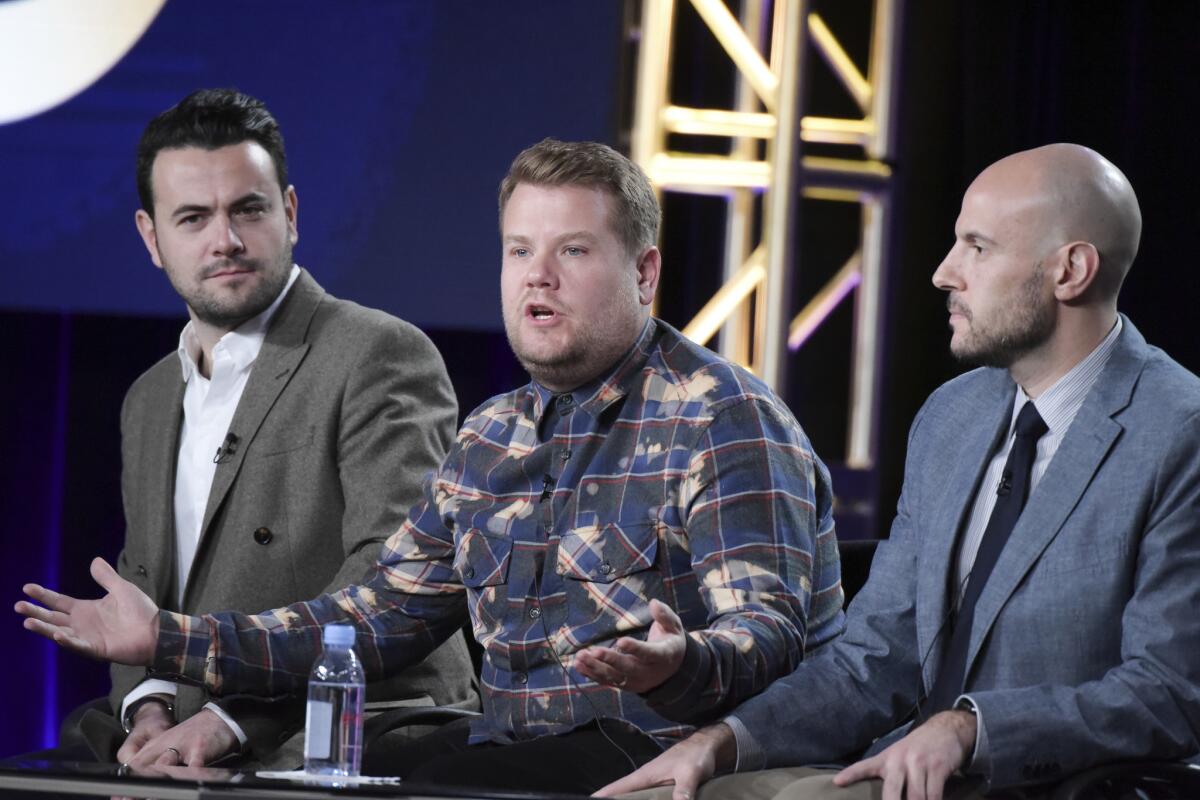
[322,623,355,648]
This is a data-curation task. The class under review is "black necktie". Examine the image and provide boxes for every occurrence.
[923,402,1049,716]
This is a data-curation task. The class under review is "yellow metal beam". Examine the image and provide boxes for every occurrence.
[661,105,775,138]
[681,247,767,347]
[628,0,901,472]
[788,252,862,349]
[808,12,872,113]
[688,0,779,113]
[649,153,771,191]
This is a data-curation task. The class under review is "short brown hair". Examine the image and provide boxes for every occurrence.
[498,138,661,256]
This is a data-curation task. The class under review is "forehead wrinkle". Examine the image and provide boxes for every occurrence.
[554,230,599,244]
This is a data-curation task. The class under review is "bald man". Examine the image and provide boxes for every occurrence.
[599,144,1200,800]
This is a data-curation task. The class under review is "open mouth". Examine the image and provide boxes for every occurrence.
[527,304,557,321]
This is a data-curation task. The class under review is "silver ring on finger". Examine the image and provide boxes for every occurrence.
[165,746,182,761]
[614,674,627,688]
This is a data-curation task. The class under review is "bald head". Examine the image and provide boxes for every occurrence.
[971,143,1141,300]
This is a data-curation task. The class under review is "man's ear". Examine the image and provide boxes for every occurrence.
[284,185,299,246]
[635,246,661,306]
[1053,241,1100,302]
[134,209,164,269]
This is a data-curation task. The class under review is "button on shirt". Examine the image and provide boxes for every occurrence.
[154,318,845,746]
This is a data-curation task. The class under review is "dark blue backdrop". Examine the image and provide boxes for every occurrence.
[0,0,621,756]
[0,1,620,329]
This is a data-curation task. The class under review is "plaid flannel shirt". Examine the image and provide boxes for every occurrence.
[154,319,844,745]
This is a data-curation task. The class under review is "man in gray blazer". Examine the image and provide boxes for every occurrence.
[598,145,1200,799]
[80,89,475,770]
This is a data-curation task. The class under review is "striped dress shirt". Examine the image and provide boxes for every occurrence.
[955,317,1124,596]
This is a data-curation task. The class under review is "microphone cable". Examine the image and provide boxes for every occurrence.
[532,568,642,774]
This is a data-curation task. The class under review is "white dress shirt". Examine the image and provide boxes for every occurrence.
[121,265,300,746]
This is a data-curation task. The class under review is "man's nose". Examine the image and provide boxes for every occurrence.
[932,246,961,291]
[524,251,558,288]
[212,214,245,256]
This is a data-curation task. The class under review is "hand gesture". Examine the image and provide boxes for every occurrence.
[833,709,976,800]
[15,557,159,666]
[576,599,687,693]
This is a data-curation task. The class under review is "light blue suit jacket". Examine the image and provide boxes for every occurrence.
[732,318,1200,789]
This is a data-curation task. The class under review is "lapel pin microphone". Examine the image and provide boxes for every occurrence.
[213,432,239,464]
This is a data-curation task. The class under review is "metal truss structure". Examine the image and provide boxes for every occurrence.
[628,0,901,481]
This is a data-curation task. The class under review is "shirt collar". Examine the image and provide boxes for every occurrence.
[1014,316,1123,436]
[176,264,301,382]
[530,317,658,424]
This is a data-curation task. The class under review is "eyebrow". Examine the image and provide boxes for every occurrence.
[501,230,603,249]
[556,230,599,245]
[962,230,998,247]
[168,191,271,219]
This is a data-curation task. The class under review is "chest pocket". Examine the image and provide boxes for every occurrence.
[454,528,512,587]
[557,522,658,583]
[253,425,314,457]
[454,528,512,644]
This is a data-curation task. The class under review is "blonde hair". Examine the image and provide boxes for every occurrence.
[498,138,660,256]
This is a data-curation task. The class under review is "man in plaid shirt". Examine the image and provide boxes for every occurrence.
[20,138,844,794]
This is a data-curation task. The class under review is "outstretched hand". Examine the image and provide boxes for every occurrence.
[576,598,687,693]
[15,557,159,666]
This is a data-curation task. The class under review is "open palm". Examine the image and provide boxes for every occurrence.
[15,557,159,666]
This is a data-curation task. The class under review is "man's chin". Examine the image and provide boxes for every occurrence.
[514,350,589,389]
[951,341,1013,369]
[191,292,275,329]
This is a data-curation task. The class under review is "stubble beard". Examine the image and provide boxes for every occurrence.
[950,263,1056,368]
[504,305,643,392]
[175,244,293,330]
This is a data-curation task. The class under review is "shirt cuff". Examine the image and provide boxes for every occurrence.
[723,714,766,772]
[955,695,990,775]
[641,634,711,719]
[202,702,249,748]
[152,610,213,686]
[120,679,179,723]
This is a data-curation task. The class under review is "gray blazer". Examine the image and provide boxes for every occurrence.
[110,269,476,764]
[732,318,1200,789]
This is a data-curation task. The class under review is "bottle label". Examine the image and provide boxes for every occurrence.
[304,700,333,760]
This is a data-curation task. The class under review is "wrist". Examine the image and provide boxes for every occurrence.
[698,722,738,773]
[947,706,978,760]
[123,695,174,734]
[201,704,247,752]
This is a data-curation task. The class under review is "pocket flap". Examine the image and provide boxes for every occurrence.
[454,528,512,588]
[557,522,658,583]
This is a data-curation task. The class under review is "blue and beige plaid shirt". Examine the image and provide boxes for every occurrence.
[155,319,844,745]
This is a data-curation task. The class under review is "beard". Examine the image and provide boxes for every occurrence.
[950,263,1056,368]
[502,300,643,392]
[172,243,293,330]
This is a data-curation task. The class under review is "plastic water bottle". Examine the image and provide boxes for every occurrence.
[304,623,365,778]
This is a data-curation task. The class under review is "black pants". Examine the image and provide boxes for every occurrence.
[364,717,664,796]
